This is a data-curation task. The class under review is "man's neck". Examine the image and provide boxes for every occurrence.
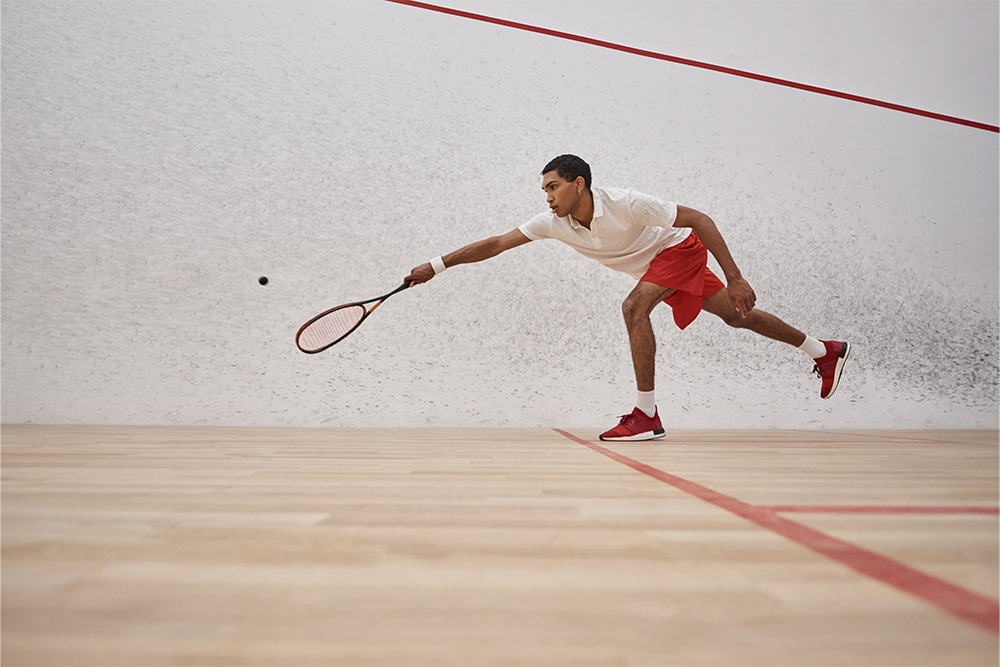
[571,190,595,229]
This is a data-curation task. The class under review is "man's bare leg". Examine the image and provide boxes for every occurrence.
[701,286,852,398]
[701,287,807,346]
[599,280,675,441]
[621,281,677,392]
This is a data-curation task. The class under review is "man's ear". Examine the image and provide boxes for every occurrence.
[575,176,586,193]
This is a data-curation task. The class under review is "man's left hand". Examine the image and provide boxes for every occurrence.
[728,277,757,317]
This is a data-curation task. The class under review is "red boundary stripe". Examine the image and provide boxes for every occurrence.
[768,505,1000,515]
[386,0,999,133]
[552,429,1000,635]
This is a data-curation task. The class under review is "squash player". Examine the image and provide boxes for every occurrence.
[406,154,850,441]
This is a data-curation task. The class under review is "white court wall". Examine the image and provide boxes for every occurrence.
[2,0,998,429]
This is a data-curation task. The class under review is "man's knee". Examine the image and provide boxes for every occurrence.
[623,284,674,327]
[621,296,648,326]
[719,309,752,328]
[703,289,746,328]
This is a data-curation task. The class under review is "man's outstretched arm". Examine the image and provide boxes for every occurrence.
[406,228,533,285]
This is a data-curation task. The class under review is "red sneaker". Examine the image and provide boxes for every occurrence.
[813,340,851,399]
[599,407,666,442]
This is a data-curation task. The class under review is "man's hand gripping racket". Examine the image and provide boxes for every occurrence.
[404,260,437,286]
[295,281,413,354]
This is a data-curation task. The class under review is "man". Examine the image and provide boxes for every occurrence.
[405,155,850,441]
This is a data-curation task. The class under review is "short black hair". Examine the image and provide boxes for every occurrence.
[542,154,592,191]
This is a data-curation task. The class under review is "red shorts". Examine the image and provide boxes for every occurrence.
[640,231,725,330]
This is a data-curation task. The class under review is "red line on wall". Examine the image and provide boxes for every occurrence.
[386,0,999,133]
[767,505,1000,515]
[552,429,1000,635]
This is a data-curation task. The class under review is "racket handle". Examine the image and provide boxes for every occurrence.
[391,281,413,296]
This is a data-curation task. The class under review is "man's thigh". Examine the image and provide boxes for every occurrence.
[625,280,677,317]
[701,287,737,320]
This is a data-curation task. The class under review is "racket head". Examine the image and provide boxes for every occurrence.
[295,303,367,353]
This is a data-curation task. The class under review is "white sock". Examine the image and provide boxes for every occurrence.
[636,390,656,418]
[799,335,827,359]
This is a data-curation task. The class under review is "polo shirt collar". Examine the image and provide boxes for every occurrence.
[568,189,602,230]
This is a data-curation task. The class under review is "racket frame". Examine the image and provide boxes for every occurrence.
[295,281,411,354]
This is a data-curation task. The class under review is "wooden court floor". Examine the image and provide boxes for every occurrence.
[2,425,997,666]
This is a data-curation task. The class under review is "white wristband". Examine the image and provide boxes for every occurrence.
[430,256,447,275]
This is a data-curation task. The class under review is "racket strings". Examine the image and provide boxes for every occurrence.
[298,305,365,352]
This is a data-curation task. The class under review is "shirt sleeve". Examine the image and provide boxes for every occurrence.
[518,212,553,241]
[627,189,679,229]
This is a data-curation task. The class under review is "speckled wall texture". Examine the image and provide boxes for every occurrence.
[2,2,998,429]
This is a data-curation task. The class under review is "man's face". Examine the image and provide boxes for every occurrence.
[541,170,582,217]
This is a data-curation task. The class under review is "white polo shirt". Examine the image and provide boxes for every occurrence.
[518,186,691,279]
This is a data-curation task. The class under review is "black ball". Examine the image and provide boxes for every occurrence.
[258,276,269,285]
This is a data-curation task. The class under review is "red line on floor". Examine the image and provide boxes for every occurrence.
[552,429,1000,635]
[767,505,1000,515]
[385,0,999,133]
